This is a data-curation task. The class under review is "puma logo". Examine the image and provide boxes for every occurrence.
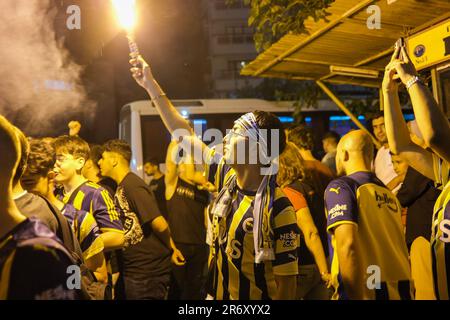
[329,187,340,194]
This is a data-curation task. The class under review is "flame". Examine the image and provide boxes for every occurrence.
[111,0,137,31]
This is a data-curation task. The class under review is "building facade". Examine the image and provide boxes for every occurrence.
[204,0,262,98]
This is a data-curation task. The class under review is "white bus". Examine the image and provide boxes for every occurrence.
[118,98,342,179]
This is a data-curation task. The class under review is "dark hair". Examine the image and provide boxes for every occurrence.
[368,111,384,124]
[13,127,30,184]
[103,140,132,164]
[253,110,287,158]
[21,139,55,191]
[287,125,314,151]
[53,135,90,160]
[145,157,160,166]
[88,145,104,168]
[322,131,340,145]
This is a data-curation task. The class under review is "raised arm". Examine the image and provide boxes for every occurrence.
[165,140,179,200]
[130,54,209,158]
[382,46,434,181]
[393,46,450,164]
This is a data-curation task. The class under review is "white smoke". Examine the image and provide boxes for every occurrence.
[0,0,95,135]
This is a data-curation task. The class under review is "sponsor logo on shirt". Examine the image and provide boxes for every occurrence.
[329,187,341,194]
[280,231,297,248]
[374,191,398,212]
[329,204,347,220]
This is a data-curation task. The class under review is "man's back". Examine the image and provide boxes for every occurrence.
[115,172,171,278]
[325,172,412,300]
[0,219,80,300]
[15,192,58,233]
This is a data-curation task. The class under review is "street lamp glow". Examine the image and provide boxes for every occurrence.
[111,0,137,32]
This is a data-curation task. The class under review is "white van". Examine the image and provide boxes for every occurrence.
[119,99,339,178]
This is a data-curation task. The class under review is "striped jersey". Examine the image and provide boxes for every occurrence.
[432,153,450,190]
[62,204,104,262]
[62,181,123,235]
[325,171,412,300]
[0,219,79,300]
[431,155,450,300]
[206,148,299,300]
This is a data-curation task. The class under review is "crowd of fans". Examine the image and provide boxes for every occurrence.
[0,41,448,300]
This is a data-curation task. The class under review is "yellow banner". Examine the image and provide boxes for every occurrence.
[407,19,450,71]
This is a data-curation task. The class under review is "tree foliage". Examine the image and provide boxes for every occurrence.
[227,0,335,51]
[230,0,383,121]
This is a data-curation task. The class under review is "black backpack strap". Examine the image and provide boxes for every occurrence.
[36,195,74,250]
[36,195,83,259]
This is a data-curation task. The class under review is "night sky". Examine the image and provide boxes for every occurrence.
[16,0,210,142]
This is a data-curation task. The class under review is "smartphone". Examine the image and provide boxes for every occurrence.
[395,37,405,60]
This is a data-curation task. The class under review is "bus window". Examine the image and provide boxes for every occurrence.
[278,116,311,126]
[329,115,366,136]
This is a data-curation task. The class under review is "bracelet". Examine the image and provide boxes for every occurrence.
[406,76,422,91]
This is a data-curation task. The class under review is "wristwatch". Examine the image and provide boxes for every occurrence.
[406,76,422,91]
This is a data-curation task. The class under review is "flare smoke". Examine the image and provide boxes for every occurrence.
[0,0,95,135]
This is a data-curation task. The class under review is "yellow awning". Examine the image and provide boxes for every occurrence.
[241,0,450,87]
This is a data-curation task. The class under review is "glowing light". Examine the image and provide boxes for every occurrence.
[111,0,137,32]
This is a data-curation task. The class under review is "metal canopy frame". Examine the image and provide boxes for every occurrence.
[241,0,450,139]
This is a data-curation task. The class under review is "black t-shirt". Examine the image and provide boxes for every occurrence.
[99,177,118,197]
[115,172,171,279]
[287,180,329,266]
[167,178,209,245]
[149,175,168,219]
[396,167,440,246]
[15,192,59,233]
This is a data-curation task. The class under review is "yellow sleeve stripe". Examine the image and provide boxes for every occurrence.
[100,228,124,234]
[327,220,358,234]
[73,191,85,211]
[82,238,105,262]
[273,207,297,229]
[101,189,119,221]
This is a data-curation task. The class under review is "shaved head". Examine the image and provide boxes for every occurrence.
[336,130,374,176]
[0,115,21,185]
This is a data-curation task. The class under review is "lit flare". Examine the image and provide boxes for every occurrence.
[111,0,139,54]
[111,0,137,32]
